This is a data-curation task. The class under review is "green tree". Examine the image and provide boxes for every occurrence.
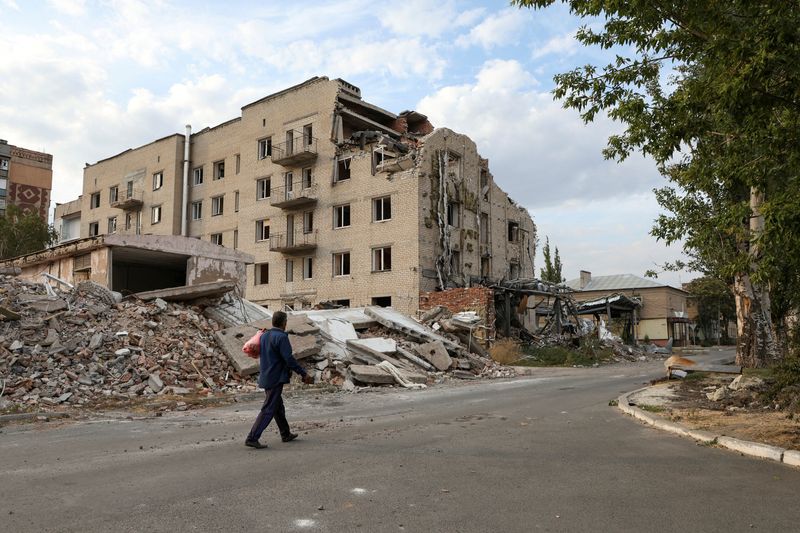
[514,0,800,367]
[539,236,564,283]
[0,205,58,259]
[685,277,736,344]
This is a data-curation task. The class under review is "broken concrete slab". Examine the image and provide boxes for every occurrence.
[318,318,359,343]
[285,314,320,335]
[349,364,394,384]
[346,340,405,368]
[135,280,236,302]
[365,306,462,352]
[299,307,377,329]
[395,346,435,371]
[41,329,59,347]
[414,340,452,371]
[349,337,397,353]
[148,373,164,393]
[290,333,321,360]
[214,325,260,376]
[204,293,272,327]
[28,299,68,313]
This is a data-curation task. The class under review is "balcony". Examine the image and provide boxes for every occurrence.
[271,131,318,166]
[111,189,143,210]
[270,181,318,209]
[269,230,318,255]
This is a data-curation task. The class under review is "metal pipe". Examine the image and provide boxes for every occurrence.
[181,124,191,236]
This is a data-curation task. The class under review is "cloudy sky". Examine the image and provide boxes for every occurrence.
[0,0,692,287]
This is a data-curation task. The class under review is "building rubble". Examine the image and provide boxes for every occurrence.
[0,273,514,415]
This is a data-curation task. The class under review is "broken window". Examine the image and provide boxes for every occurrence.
[303,257,313,280]
[481,257,490,277]
[480,168,488,189]
[88,221,99,236]
[234,229,238,249]
[126,181,133,198]
[331,299,351,307]
[447,202,459,227]
[371,296,391,307]
[257,178,271,200]
[302,167,312,189]
[286,259,294,282]
[125,212,133,231]
[109,185,119,204]
[373,196,391,222]
[191,201,202,220]
[255,263,269,285]
[285,171,294,193]
[333,204,351,229]
[258,137,272,159]
[507,221,520,242]
[90,192,100,209]
[256,219,270,241]
[151,205,162,224]
[510,262,520,279]
[303,211,314,234]
[372,246,392,272]
[107,217,117,234]
[235,154,241,174]
[234,190,240,212]
[333,252,351,277]
[336,158,351,182]
[210,233,223,246]
[211,195,224,216]
[193,167,204,186]
[480,213,490,244]
[153,171,164,190]
[213,160,225,180]
[303,123,313,146]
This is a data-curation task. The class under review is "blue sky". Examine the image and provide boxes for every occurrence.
[0,0,692,287]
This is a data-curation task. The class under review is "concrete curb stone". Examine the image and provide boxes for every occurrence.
[617,384,800,467]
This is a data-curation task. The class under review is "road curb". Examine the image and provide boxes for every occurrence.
[617,385,799,467]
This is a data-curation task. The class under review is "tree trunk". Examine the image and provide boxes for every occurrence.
[734,187,781,367]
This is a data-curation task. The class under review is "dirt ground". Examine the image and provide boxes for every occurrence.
[632,375,800,450]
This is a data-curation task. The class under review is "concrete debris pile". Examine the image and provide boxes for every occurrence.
[215,305,512,391]
[0,275,255,413]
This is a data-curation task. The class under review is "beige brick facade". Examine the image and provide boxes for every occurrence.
[58,77,536,315]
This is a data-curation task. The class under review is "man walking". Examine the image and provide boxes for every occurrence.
[246,311,313,449]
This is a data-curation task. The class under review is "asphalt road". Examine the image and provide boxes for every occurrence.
[2,351,799,532]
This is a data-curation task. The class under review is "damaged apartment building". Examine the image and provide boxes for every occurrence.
[52,77,535,314]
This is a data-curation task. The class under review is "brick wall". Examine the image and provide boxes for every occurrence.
[419,286,495,342]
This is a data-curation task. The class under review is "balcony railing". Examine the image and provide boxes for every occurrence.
[270,181,317,209]
[271,132,318,166]
[111,189,144,210]
[269,230,318,255]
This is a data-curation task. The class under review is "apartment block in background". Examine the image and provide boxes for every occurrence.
[56,77,536,315]
[0,139,53,221]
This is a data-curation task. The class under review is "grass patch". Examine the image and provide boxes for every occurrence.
[682,372,710,382]
[639,404,666,413]
[516,340,614,367]
[488,338,522,365]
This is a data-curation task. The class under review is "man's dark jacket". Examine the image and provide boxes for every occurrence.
[258,328,307,389]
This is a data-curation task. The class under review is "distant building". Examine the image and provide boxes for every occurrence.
[52,76,536,315]
[565,270,692,346]
[0,139,53,221]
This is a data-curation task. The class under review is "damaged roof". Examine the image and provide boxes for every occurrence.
[565,274,673,291]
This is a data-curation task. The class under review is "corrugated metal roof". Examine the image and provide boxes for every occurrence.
[564,273,666,291]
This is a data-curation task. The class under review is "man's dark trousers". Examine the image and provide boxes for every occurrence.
[247,384,291,442]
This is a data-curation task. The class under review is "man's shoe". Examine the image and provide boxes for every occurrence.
[281,433,299,443]
[245,439,268,449]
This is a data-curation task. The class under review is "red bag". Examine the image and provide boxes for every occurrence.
[243,329,267,359]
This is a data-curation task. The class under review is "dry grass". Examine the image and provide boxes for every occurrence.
[489,338,522,365]
[670,408,800,450]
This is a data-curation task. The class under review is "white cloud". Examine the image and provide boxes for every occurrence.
[47,0,86,16]
[2,0,19,10]
[532,30,578,59]
[378,0,483,38]
[417,59,659,209]
[457,8,530,49]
